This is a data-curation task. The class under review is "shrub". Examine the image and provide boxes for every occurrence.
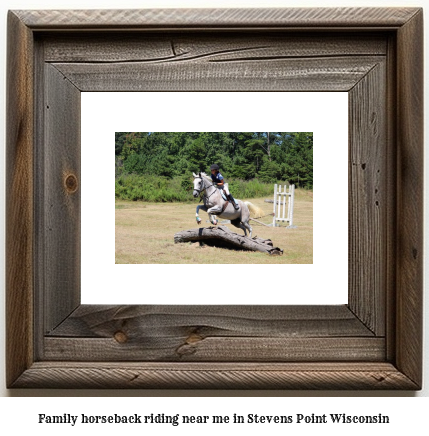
[115,174,305,202]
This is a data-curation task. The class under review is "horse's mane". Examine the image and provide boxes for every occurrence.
[200,172,212,183]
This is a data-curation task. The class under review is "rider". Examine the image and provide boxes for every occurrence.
[210,164,239,210]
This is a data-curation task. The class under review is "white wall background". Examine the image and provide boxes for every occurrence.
[0,0,427,407]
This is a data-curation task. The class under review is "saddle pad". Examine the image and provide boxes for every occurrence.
[221,191,239,206]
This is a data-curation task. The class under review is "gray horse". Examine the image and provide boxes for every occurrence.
[192,172,253,238]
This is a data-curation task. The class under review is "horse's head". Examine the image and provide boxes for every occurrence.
[192,172,203,198]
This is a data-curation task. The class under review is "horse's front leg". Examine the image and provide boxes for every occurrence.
[208,214,218,225]
[196,204,207,225]
[207,205,222,225]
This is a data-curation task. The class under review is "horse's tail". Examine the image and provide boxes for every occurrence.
[244,201,265,219]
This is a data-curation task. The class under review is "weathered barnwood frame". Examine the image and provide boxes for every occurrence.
[6,8,423,389]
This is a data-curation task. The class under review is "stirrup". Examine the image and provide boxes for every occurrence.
[228,194,239,210]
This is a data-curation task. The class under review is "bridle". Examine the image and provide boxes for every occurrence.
[194,176,217,202]
[193,177,206,195]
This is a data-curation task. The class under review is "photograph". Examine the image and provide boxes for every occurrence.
[115,132,313,264]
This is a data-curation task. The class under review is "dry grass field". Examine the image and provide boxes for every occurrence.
[115,190,313,264]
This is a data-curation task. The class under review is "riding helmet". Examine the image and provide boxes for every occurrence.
[210,164,219,171]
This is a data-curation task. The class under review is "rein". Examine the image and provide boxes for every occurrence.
[195,177,218,203]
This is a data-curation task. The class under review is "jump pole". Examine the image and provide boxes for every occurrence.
[272,183,296,228]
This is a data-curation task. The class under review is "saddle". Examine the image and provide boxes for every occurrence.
[220,190,238,213]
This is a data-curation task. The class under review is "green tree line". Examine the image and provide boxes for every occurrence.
[115,132,313,188]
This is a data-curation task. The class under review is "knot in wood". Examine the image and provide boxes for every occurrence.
[114,331,128,343]
[186,333,203,344]
[64,174,78,193]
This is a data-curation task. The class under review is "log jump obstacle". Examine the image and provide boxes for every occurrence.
[272,183,296,228]
[174,226,283,255]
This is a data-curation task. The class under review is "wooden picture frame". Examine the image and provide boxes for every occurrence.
[6,7,423,389]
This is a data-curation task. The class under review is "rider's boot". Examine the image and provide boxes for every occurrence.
[228,194,239,210]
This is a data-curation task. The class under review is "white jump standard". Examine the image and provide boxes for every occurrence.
[272,184,296,228]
